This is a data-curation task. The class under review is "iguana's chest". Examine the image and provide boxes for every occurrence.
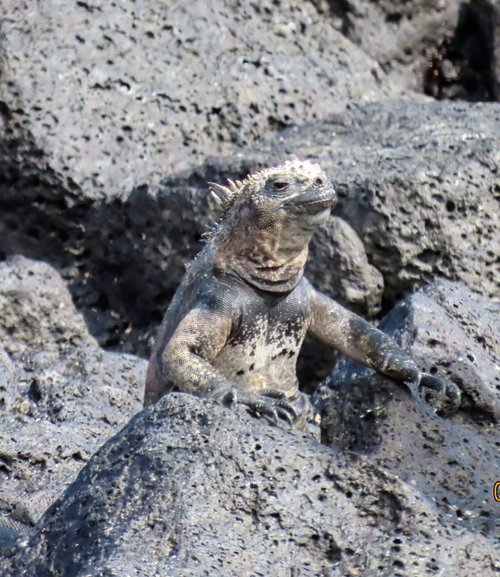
[212,283,311,395]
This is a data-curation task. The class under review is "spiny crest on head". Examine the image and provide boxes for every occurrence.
[208,177,245,212]
[208,159,323,213]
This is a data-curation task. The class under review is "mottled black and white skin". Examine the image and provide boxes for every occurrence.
[145,160,460,427]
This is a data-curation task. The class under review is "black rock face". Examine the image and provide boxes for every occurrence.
[3,393,499,577]
[314,0,500,101]
[0,344,145,529]
[0,0,393,200]
[423,0,500,101]
[0,256,97,356]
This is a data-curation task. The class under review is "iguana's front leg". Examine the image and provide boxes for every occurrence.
[155,306,297,423]
[309,290,460,407]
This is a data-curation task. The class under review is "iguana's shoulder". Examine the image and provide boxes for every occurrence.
[194,271,251,312]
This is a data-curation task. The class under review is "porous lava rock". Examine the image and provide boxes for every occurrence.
[313,0,499,101]
[0,256,96,356]
[2,393,499,576]
[306,215,384,316]
[0,0,394,199]
[318,280,500,542]
[0,346,146,530]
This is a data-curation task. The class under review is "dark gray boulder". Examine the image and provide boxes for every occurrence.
[313,0,499,101]
[2,393,498,577]
[0,256,96,356]
[307,215,384,317]
[378,280,499,420]
[0,257,145,548]
[0,346,146,529]
[317,280,500,541]
[0,0,394,200]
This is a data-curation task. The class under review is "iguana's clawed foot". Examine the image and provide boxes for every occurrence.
[418,372,461,412]
[238,389,298,425]
[209,386,297,425]
[383,351,462,413]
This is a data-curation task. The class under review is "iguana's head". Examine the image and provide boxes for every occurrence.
[209,160,336,292]
[210,159,336,228]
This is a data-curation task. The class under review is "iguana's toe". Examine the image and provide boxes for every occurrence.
[419,373,461,411]
[238,391,297,425]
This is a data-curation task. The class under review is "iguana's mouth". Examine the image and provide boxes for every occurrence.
[296,197,332,206]
[285,194,335,213]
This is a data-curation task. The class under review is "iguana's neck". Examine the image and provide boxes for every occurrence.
[211,214,314,293]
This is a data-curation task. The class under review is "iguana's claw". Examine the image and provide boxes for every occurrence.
[419,372,461,411]
[383,351,462,413]
[209,387,297,425]
[239,391,298,425]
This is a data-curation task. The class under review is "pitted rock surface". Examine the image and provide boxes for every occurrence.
[2,393,499,577]
[0,346,145,527]
[313,0,499,101]
[318,280,500,539]
[380,280,500,421]
[0,0,394,198]
[306,215,384,316]
[0,256,96,356]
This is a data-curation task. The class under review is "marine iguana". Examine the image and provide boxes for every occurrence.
[145,160,460,426]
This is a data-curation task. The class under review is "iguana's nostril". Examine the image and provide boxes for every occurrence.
[314,177,324,186]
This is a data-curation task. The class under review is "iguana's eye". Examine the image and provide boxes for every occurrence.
[315,177,324,186]
[273,180,289,191]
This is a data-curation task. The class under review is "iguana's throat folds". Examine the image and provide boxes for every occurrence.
[213,207,329,293]
[231,246,308,293]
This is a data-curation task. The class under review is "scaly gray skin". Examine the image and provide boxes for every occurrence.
[145,160,460,425]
